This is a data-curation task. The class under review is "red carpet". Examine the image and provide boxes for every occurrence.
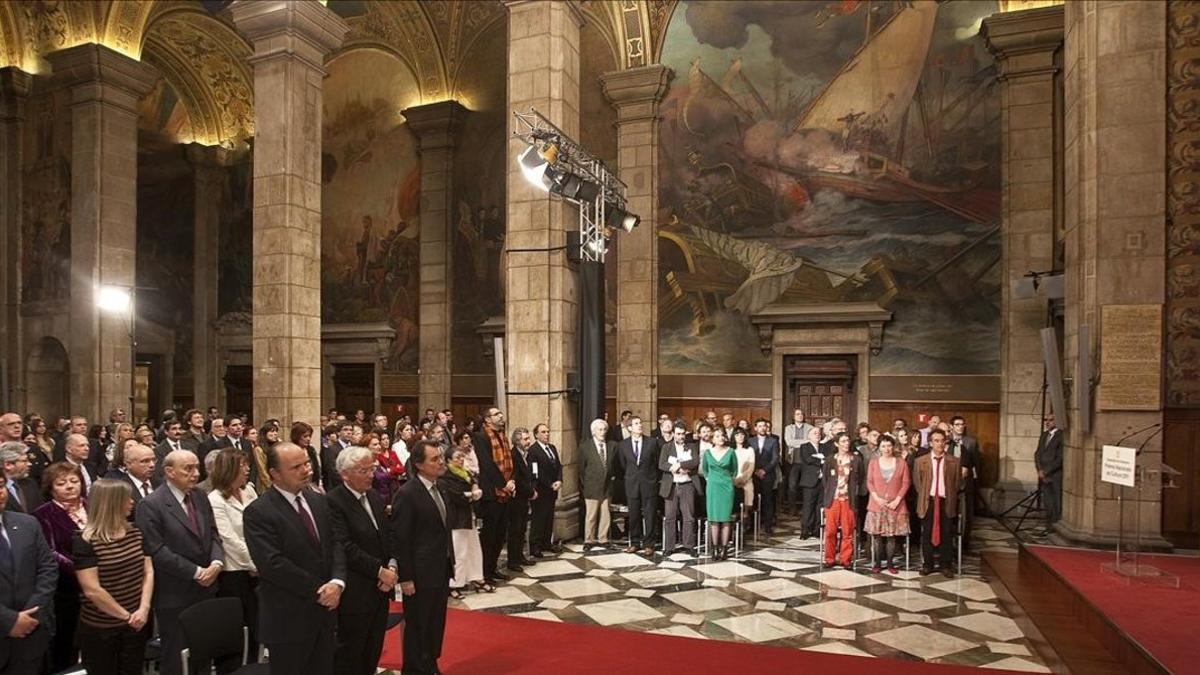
[1025,544,1200,674]
[379,602,1019,674]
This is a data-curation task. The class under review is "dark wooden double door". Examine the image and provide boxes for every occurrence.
[783,355,858,428]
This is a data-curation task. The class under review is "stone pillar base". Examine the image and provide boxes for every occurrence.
[553,493,582,542]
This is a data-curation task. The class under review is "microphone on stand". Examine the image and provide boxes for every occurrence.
[1113,422,1162,448]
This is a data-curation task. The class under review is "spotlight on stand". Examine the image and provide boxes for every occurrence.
[604,203,640,233]
[549,172,600,202]
[518,144,554,191]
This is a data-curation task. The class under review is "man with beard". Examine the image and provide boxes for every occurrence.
[471,407,514,584]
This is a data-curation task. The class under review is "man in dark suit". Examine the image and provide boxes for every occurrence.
[154,420,186,481]
[0,465,58,675]
[527,423,561,557]
[505,428,537,572]
[615,416,660,556]
[471,407,513,583]
[0,443,42,514]
[111,442,159,517]
[949,416,980,551]
[208,416,262,487]
[136,449,225,675]
[62,433,100,495]
[244,442,346,675]
[53,415,100,464]
[1034,414,1064,527]
[578,418,615,550]
[195,417,226,481]
[392,439,454,675]
[321,422,355,492]
[795,427,825,538]
[179,408,208,455]
[652,416,673,445]
[915,429,961,577]
[751,418,780,535]
[659,422,700,555]
[328,447,396,675]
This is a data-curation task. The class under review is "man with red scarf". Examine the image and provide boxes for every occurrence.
[471,407,515,585]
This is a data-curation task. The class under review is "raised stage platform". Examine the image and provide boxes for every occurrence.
[984,544,1200,674]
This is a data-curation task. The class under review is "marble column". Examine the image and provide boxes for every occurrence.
[601,64,672,422]
[230,0,348,427]
[1058,0,1168,546]
[403,100,467,415]
[45,45,156,422]
[981,6,1064,505]
[506,0,583,537]
[0,68,30,412]
[185,143,229,411]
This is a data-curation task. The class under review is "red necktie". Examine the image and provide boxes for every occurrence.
[183,493,200,536]
[295,495,320,548]
[932,456,943,546]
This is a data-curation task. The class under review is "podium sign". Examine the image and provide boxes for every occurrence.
[1101,445,1137,487]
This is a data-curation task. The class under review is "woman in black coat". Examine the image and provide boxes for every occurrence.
[437,447,491,598]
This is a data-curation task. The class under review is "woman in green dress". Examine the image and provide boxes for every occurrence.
[701,428,739,560]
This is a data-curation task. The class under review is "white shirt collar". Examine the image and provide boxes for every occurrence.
[417,474,437,491]
[274,485,302,504]
[167,483,189,507]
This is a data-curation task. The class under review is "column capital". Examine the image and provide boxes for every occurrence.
[402,100,469,152]
[184,142,233,169]
[600,64,674,123]
[981,5,1064,77]
[504,0,585,28]
[45,43,157,110]
[0,67,32,120]
[229,0,349,71]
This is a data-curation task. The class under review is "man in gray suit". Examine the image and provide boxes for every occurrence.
[659,421,700,555]
[578,418,615,550]
[136,450,225,675]
[0,463,57,675]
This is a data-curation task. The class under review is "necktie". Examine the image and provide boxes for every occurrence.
[932,456,943,547]
[294,495,320,547]
[142,481,152,498]
[429,484,446,525]
[0,526,12,578]
[634,439,641,464]
[598,442,606,467]
[7,483,21,509]
[360,494,378,530]
[183,493,200,536]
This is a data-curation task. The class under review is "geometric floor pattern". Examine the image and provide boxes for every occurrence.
[439,516,1052,671]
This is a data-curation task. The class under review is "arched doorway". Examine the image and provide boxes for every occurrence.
[26,337,69,422]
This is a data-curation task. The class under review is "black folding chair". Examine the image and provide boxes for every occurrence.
[179,597,270,675]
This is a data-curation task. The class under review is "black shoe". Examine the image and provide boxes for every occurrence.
[941,567,955,578]
[505,564,525,572]
[530,551,546,558]
[683,547,696,557]
[491,571,509,581]
[517,558,537,566]
[919,566,933,576]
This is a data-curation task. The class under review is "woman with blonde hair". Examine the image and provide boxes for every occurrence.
[72,478,154,675]
[107,423,134,470]
[208,448,260,655]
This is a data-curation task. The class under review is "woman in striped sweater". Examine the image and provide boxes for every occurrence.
[72,478,154,675]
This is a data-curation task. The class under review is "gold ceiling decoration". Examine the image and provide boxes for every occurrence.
[997,0,1065,11]
[423,0,504,101]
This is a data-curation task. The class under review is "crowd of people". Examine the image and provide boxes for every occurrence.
[0,404,992,675]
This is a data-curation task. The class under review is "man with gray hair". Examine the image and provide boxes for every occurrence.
[110,441,157,514]
[0,413,23,443]
[0,442,41,514]
[62,433,99,496]
[578,419,615,550]
[505,428,537,572]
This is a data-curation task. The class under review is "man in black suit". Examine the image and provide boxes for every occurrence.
[751,418,781,535]
[53,415,99,463]
[949,416,980,551]
[505,428,537,572]
[607,410,632,443]
[244,442,346,675]
[136,450,225,675]
[328,447,396,675]
[616,416,660,556]
[0,443,42,514]
[1034,414,1064,527]
[112,442,158,516]
[209,416,263,488]
[527,423,561,557]
[195,416,226,481]
[659,422,700,555]
[321,422,355,492]
[796,426,825,538]
[154,420,187,481]
[471,407,513,583]
[62,433,99,496]
[0,465,58,675]
[179,408,208,455]
[392,439,454,675]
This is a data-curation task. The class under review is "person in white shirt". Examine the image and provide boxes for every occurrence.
[207,448,260,655]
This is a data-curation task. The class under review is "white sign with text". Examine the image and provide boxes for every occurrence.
[1100,445,1137,487]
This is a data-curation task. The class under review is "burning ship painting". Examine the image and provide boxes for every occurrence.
[657,0,1003,374]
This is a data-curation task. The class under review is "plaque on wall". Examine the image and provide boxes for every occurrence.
[1097,304,1162,411]
[869,375,1000,403]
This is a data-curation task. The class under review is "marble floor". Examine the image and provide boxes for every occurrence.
[440,515,1052,671]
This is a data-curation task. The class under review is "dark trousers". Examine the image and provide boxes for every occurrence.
[401,584,448,675]
[529,492,557,553]
[961,484,976,550]
[216,570,259,656]
[49,585,80,673]
[755,477,775,529]
[1042,477,1062,525]
[855,493,869,542]
[335,598,389,675]
[786,465,803,510]
[477,499,508,577]
[799,483,821,536]
[506,497,530,566]
[779,460,793,504]
[921,498,955,569]
[626,486,657,548]
[265,627,334,675]
[77,621,151,675]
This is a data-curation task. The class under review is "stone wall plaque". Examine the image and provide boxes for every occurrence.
[1097,304,1162,411]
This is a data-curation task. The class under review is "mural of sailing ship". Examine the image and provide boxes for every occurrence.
[658,0,1002,374]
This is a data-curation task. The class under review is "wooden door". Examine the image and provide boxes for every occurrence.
[1164,408,1200,548]
[333,363,376,418]
[223,365,252,419]
[784,356,858,428]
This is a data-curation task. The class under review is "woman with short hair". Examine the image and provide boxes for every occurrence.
[33,462,89,671]
[208,448,260,656]
[865,434,911,573]
[72,479,153,675]
[439,446,491,599]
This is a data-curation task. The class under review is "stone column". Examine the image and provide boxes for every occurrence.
[230,0,348,427]
[1058,1,1168,545]
[601,64,672,422]
[506,0,583,537]
[185,143,229,411]
[403,100,467,414]
[0,68,31,412]
[45,45,156,422]
[981,6,1064,505]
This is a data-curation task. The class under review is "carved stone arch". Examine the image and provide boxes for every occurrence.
[647,0,680,65]
[422,0,505,102]
[343,1,447,104]
[581,2,624,70]
[0,2,26,69]
[100,0,156,59]
[140,9,254,144]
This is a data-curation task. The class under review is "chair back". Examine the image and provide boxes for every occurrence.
[179,597,247,675]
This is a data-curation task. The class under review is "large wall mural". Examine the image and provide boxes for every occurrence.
[20,82,72,305]
[322,48,422,371]
[658,0,1001,375]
